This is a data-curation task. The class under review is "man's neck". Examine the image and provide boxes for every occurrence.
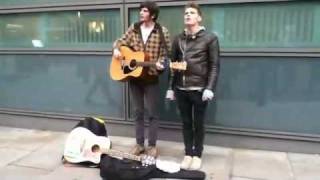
[186,24,200,35]
[141,20,155,28]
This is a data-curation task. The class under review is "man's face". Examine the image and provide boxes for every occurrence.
[140,7,153,22]
[184,7,201,26]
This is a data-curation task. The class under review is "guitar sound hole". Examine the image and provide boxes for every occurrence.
[122,59,136,74]
[129,59,137,69]
[92,144,100,153]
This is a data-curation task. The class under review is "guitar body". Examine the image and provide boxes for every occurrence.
[110,46,188,82]
[110,46,148,82]
[63,127,111,164]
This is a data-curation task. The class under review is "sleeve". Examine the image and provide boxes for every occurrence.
[113,24,135,50]
[168,36,180,90]
[206,34,220,92]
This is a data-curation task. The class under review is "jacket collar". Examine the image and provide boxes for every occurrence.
[184,26,205,36]
[133,21,161,33]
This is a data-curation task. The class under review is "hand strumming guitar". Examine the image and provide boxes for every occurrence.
[113,48,122,59]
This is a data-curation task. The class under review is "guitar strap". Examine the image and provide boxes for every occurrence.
[156,23,170,61]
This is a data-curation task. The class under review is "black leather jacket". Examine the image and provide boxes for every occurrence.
[169,29,220,91]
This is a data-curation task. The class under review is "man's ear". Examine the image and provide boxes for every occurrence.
[197,15,202,23]
[151,15,155,20]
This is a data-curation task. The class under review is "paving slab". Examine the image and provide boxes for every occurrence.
[41,165,100,180]
[0,147,31,167]
[288,153,320,180]
[0,126,63,151]
[0,127,36,149]
[13,134,67,171]
[202,145,233,180]
[232,149,294,180]
[231,177,263,180]
[0,165,49,180]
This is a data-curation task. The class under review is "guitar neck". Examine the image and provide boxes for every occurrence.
[135,61,156,67]
[103,149,141,162]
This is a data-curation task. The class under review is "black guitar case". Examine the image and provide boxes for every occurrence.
[74,116,108,137]
[100,155,206,180]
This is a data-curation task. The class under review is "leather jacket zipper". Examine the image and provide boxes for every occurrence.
[179,38,187,87]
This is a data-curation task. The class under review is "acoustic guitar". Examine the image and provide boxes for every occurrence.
[110,46,187,81]
[63,127,180,173]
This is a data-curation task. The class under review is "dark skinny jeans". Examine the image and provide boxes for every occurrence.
[175,89,208,157]
[129,80,159,147]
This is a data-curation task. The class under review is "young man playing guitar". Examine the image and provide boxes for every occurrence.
[166,2,220,170]
[113,1,171,158]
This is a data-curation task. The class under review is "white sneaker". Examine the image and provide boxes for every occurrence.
[180,155,193,170]
[190,156,202,170]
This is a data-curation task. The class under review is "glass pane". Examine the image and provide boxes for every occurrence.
[211,2,320,48]
[0,9,121,49]
[129,1,320,48]
[0,55,124,118]
[213,56,320,134]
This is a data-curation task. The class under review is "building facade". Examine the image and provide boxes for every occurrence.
[1,0,320,151]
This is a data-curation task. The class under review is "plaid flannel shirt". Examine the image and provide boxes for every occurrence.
[114,22,171,77]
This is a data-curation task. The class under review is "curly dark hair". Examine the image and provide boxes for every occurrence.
[140,1,159,21]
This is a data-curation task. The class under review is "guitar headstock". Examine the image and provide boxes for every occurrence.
[140,154,156,166]
[170,61,187,71]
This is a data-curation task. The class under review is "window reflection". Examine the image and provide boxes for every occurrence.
[0,9,121,49]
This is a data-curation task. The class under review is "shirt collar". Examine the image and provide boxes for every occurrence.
[184,26,205,36]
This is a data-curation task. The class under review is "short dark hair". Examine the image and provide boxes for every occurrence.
[185,2,202,17]
[140,1,159,21]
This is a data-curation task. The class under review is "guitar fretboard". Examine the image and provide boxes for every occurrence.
[135,61,156,67]
[104,149,141,162]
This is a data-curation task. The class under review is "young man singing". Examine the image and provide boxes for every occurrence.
[113,1,171,157]
[166,2,220,170]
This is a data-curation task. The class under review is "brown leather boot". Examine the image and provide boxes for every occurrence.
[146,146,159,158]
[130,144,145,155]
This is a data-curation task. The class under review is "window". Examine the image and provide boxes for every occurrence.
[129,1,320,49]
[0,9,121,49]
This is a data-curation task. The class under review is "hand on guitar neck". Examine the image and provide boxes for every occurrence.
[170,61,187,71]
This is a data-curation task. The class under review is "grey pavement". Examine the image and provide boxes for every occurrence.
[0,126,319,180]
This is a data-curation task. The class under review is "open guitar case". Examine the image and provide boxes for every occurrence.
[100,155,206,180]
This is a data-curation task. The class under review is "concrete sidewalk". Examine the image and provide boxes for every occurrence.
[0,126,319,180]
